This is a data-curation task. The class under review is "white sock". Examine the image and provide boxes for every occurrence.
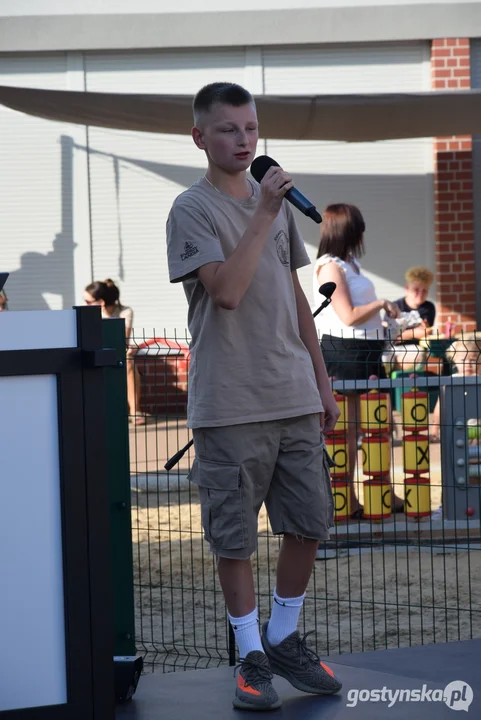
[266,588,306,647]
[228,607,263,659]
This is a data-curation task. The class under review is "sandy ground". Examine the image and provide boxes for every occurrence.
[129,415,480,672]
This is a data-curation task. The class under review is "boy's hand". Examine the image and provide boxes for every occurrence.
[320,390,341,432]
[258,166,294,218]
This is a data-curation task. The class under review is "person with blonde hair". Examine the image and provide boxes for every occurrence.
[384,266,436,371]
[431,335,481,441]
[430,334,481,519]
[394,266,436,340]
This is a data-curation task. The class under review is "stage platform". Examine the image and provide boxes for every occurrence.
[116,638,480,718]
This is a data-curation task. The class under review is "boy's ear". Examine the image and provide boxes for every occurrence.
[192,126,206,150]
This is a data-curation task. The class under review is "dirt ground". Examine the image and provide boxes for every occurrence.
[129,415,481,672]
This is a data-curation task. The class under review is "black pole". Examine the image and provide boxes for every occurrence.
[228,623,236,667]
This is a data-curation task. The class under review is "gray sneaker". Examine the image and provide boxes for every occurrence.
[261,622,342,695]
[233,650,282,711]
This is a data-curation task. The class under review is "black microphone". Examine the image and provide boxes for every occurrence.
[318,282,336,301]
[313,281,336,318]
[250,155,322,224]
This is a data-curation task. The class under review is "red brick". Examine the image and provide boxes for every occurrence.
[457,191,473,201]
[459,57,470,68]
[436,212,454,223]
[432,48,451,58]
[446,58,457,68]
[447,79,460,89]
[435,69,451,79]
[433,80,448,89]
[453,47,470,57]
[432,39,447,48]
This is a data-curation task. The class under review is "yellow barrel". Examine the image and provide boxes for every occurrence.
[363,477,392,520]
[403,432,430,474]
[361,434,390,476]
[360,390,390,435]
[331,479,351,522]
[333,393,348,434]
[404,477,431,518]
[324,435,349,478]
[402,388,429,432]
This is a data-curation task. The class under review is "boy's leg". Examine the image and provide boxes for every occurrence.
[217,556,264,658]
[265,534,319,646]
[262,413,342,695]
[189,421,282,711]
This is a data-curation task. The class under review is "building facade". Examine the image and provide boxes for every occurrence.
[0,0,480,334]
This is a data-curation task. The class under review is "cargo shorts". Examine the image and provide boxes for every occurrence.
[188,413,335,560]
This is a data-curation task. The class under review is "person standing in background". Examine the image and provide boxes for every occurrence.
[313,203,402,518]
[84,279,147,425]
[0,291,8,311]
[394,266,436,342]
[387,266,436,370]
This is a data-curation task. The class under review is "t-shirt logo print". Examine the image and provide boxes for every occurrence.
[180,241,199,261]
[275,230,289,266]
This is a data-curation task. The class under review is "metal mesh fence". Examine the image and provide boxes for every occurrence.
[126,330,481,673]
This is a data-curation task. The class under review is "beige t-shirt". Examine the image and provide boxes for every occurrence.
[166,177,323,428]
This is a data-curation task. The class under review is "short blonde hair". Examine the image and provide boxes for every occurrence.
[445,337,481,363]
[405,266,434,287]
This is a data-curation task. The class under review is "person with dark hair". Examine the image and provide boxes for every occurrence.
[0,290,8,311]
[166,81,342,712]
[84,279,145,425]
[313,203,402,518]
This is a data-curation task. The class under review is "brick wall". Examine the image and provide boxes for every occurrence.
[135,350,189,417]
[432,38,476,333]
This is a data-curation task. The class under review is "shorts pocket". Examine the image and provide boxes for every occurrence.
[322,447,335,528]
[189,458,246,550]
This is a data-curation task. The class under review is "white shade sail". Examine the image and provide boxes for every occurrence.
[1,84,481,141]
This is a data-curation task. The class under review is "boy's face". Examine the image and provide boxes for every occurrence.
[192,102,259,174]
[405,282,429,308]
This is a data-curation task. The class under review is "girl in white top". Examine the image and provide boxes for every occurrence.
[313,203,401,518]
[313,254,384,340]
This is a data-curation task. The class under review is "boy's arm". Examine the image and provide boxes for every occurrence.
[292,271,340,432]
[198,167,293,309]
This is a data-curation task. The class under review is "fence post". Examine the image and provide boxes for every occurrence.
[102,318,136,657]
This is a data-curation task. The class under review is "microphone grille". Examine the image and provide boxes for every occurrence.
[250,155,279,183]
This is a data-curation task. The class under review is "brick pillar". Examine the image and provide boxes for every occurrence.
[432,38,476,333]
